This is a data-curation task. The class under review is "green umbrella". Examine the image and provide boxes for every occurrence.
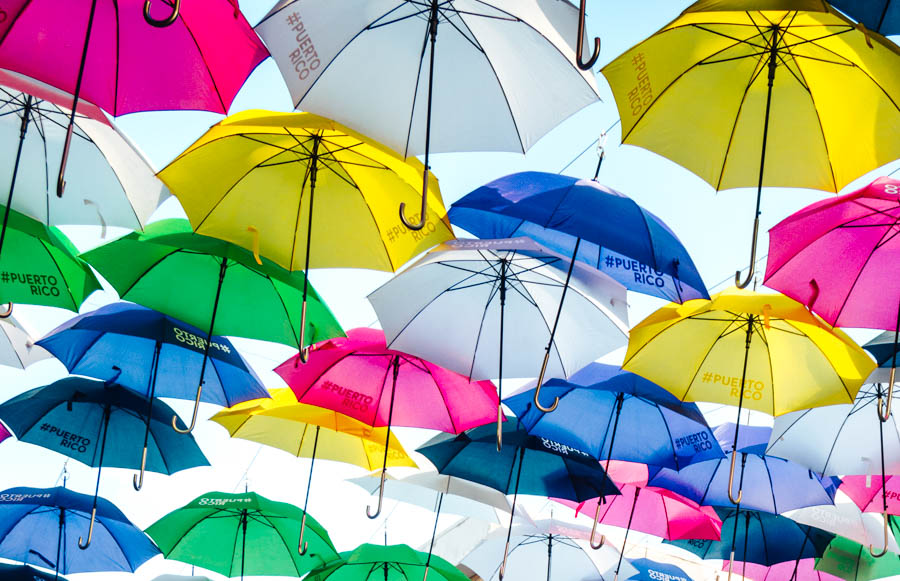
[0,206,100,314]
[815,534,900,581]
[305,544,469,581]
[81,219,344,432]
[145,491,338,580]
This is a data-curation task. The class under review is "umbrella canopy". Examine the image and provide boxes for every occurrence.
[146,491,337,579]
[448,171,707,302]
[815,535,900,581]
[0,315,50,369]
[830,0,899,35]
[0,486,159,574]
[0,207,101,311]
[0,563,69,581]
[628,559,694,581]
[666,508,834,567]
[783,498,900,554]
[863,331,900,383]
[79,219,344,349]
[722,559,841,581]
[840,475,900,515]
[304,544,468,581]
[0,422,8,445]
[505,363,724,470]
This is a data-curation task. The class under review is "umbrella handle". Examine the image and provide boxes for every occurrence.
[366,466,387,519]
[173,383,203,434]
[496,403,503,452]
[879,368,895,422]
[734,217,760,289]
[132,446,148,491]
[297,299,311,364]
[0,303,12,318]
[143,0,180,27]
[727,451,743,505]
[589,501,606,549]
[575,0,601,70]
[77,508,96,550]
[499,539,511,580]
[533,355,559,412]
[399,168,429,231]
[870,510,890,558]
[297,513,309,555]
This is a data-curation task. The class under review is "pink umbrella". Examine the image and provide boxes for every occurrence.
[0,0,268,195]
[841,475,900,516]
[0,421,9,444]
[722,559,841,581]
[275,327,500,518]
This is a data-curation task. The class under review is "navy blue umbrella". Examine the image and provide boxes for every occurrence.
[626,558,693,581]
[37,302,267,488]
[831,0,899,34]
[0,486,159,574]
[0,563,67,581]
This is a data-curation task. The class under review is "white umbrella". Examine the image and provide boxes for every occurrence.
[0,315,50,369]
[255,0,599,230]
[368,237,629,446]
[783,495,900,555]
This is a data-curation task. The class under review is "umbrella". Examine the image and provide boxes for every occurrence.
[0,422,8,445]
[36,301,269,488]
[840,476,900,516]
[80,218,345,432]
[304,543,468,581]
[0,207,101,314]
[601,1,900,288]
[722,559,841,581]
[628,559,694,581]
[0,485,159,573]
[0,563,69,581]
[255,0,599,231]
[210,388,416,553]
[368,237,629,446]
[623,288,874,504]
[815,535,900,581]
[830,0,899,35]
[0,377,208,547]
[145,491,337,580]
[0,0,268,197]
[449,171,707,410]
[275,327,500,518]
[647,424,840,514]
[459,519,637,581]
[418,422,621,578]
[0,315,50,369]
[783,497,900,555]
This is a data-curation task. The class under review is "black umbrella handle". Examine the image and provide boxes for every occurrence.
[575,0,601,70]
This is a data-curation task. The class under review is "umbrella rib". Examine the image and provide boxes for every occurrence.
[36,239,80,311]
[366,3,430,30]
[439,8,486,54]
[681,318,750,402]
[657,401,683,471]
[761,456,779,513]
[467,275,503,379]
[400,9,431,159]
[419,360,460,433]
[831,217,900,323]
[822,404,856,474]
[174,13,228,113]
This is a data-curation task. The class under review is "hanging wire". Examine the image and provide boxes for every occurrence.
[557,119,621,176]
[232,445,263,492]
[708,253,769,293]
[54,461,69,487]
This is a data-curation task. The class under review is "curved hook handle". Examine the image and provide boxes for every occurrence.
[589,501,606,550]
[496,403,503,452]
[0,303,12,318]
[533,382,559,413]
[399,168,430,231]
[869,511,889,558]
[575,0,601,70]
[143,0,180,27]
[735,215,761,289]
[727,451,743,505]
[172,383,202,434]
[77,508,96,550]
[879,367,895,422]
[132,446,148,491]
[297,513,309,555]
[366,467,387,519]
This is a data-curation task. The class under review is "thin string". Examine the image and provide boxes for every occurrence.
[557,119,621,175]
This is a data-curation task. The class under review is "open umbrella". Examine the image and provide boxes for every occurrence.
[829,0,899,35]
[0,315,50,369]
[304,544,468,581]
[0,377,208,547]
[602,0,900,288]
[623,288,874,505]
[628,559,694,581]
[146,491,337,580]
[0,563,69,581]
[815,535,900,581]
[275,327,499,519]
[0,486,159,573]
[256,0,599,230]
[722,559,841,581]
[783,497,900,555]
[37,301,269,488]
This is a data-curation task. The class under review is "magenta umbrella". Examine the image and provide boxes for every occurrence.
[0,421,9,445]
[0,0,268,196]
[722,559,842,581]
[274,327,500,519]
[841,476,900,516]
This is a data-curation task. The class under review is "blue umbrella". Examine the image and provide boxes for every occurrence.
[0,563,68,581]
[830,0,899,35]
[37,302,268,489]
[626,558,693,581]
[0,486,159,574]
[646,424,839,515]
[448,171,707,411]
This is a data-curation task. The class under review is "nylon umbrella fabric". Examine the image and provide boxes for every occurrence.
[448,171,708,302]
[627,559,694,581]
[0,563,70,581]
[0,486,159,574]
[863,331,900,383]
[830,0,900,35]
[304,543,469,581]
[0,422,9,446]
[0,315,50,369]
[782,497,900,554]
[145,491,337,579]
[504,363,724,470]
[815,535,900,580]
[0,207,101,311]
[722,559,841,581]
[840,475,900,515]
[79,219,345,349]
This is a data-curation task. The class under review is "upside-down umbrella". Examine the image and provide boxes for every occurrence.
[304,544,468,581]
[276,327,499,519]
[0,207,101,314]
[450,171,707,410]
[0,378,208,547]
[0,315,50,369]
[816,535,900,581]
[210,388,416,553]
[36,302,269,488]
[722,559,841,581]
[0,486,159,573]
[623,288,874,505]
[369,237,629,447]
[830,0,899,35]
[80,219,344,433]
[418,422,621,579]
[256,0,599,231]
[146,491,337,580]
[0,0,268,197]
[602,0,900,288]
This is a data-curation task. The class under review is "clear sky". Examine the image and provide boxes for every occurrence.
[2,1,899,581]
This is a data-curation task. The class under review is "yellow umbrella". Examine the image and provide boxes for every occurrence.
[210,388,416,553]
[623,287,874,503]
[602,0,900,287]
[158,110,454,358]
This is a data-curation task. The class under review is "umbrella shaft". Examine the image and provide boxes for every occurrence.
[546,534,552,581]
[303,425,319,511]
[615,487,640,577]
[54,508,65,579]
[0,94,32,259]
[424,491,443,572]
